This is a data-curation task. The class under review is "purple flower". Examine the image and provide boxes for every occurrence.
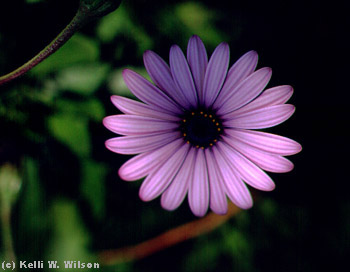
[103,35,302,216]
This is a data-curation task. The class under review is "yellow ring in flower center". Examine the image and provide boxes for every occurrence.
[180,110,223,149]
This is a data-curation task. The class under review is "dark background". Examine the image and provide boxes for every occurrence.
[0,0,348,271]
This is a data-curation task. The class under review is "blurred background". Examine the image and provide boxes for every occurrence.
[0,0,348,271]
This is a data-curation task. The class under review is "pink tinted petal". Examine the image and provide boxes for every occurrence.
[119,138,184,181]
[205,149,228,214]
[225,129,302,156]
[105,132,180,155]
[202,42,230,107]
[213,50,258,108]
[223,135,294,173]
[187,35,208,102]
[143,50,188,107]
[139,144,190,201]
[161,147,196,211]
[216,68,272,115]
[122,69,181,114]
[170,45,198,107]
[111,95,180,121]
[231,85,294,116]
[188,149,209,217]
[103,115,178,136]
[224,104,295,129]
[212,146,253,209]
[217,142,275,191]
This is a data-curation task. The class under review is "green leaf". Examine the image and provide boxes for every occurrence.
[184,239,221,272]
[17,158,50,260]
[158,2,228,48]
[56,63,110,95]
[47,114,90,158]
[54,98,105,122]
[96,4,153,54]
[221,225,254,271]
[30,34,100,76]
[46,199,95,268]
[80,159,107,220]
[20,158,45,222]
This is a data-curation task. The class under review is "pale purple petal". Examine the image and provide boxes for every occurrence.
[103,115,178,136]
[111,95,180,121]
[161,147,196,211]
[230,85,293,116]
[217,142,275,191]
[139,144,190,201]
[143,50,188,107]
[188,149,209,217]
[212,146,253,209]
[216,67,272,115]
[223,135,294,173]
[119,139,184,181]
[122,69,181,114]
[223,104,295,129]
[213,50,258,109]
[225,129,302,156]
[202,42,230,107]
[170,45,198,107]
[106,131,181,155]
[205,149,228,214]
[187,35,208,102]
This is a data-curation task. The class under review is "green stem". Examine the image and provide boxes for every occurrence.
[0,9,86,86]
[1,201,16,263]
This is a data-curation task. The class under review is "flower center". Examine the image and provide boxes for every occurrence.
[180,110,222,149]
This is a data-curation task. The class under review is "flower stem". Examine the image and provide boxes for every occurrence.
[98,202,241,265]
[0,9,85,86]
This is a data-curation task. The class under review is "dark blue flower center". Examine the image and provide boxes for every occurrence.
[180,110,222,149]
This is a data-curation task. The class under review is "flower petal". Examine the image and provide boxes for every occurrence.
[122,69,181,114]
[202,42,230,107]
[205,149,228,214]
[217,142,275,191]
[230,85,293,116]
[212,146,253,209]
[161,147,196,211]
[225,129,302,155]
[103,115,178,136]
[143,50,188,107]
[213,50,258,109]
[223,135,294,173]
[106,131,180,155]
[139,143,190,201]
[170,45,198,107]
[187,35,208,103]
[119,138,184,181]
[111,95,180,121]
[223,104,295,129]
[216,67,272,115]
[188,149,209,217]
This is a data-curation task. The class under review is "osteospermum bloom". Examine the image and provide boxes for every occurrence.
[103,35,301,216]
